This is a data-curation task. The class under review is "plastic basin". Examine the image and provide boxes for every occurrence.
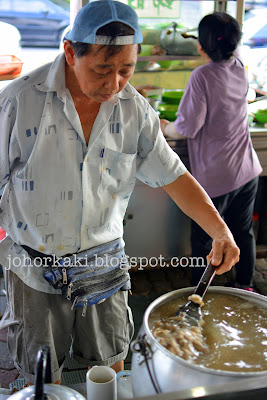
[254,109,267,125]
[0,55,23,76]
[158,103,178,121]
[162,90,184,104]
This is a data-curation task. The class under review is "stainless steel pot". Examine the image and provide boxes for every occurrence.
[160,22,198,56]
[8,346,85,400]
[131,287,267,397]
[8,384,86,400]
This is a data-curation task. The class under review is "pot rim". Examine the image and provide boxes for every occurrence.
[143,286,267,377]
[8,384,86,400]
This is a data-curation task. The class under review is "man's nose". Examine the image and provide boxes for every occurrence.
[103,73,120,92]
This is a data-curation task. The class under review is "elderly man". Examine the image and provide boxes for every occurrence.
[0,0,239,384]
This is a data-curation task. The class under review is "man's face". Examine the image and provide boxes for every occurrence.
[65,42,138,103]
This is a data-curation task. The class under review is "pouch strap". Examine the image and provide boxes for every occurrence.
[21,238,124,266]
[21,245,54,266]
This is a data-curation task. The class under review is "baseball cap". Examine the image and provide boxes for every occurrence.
[65,0,143,45]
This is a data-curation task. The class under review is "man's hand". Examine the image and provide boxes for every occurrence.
[207,231,240,275]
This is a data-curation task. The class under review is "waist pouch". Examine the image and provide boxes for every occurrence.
[22,238,130,315]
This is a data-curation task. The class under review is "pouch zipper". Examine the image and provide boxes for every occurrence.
[68,269,128,293]
[70,274,129,298]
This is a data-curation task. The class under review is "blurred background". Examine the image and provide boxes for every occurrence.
[0,0,266,87]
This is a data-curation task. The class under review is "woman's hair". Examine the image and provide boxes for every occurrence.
[70,22,141,60]
[198,12,242,62]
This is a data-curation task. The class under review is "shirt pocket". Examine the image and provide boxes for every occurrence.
[101,148,136,197]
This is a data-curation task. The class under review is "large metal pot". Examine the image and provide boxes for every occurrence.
[131,286,267,397]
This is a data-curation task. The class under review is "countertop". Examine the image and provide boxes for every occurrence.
[250,125,267,135]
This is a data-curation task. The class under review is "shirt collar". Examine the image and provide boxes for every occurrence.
[35,53,67,101]
[116,83,136,100]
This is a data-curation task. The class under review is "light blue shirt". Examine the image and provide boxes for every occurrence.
[0,53,186,292]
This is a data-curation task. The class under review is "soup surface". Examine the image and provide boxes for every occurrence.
[150,293,267,372]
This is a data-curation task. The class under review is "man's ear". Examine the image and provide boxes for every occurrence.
[64,40,75,66]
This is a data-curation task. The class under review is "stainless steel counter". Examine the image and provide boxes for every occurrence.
[123,140,191,260]
[134,375,267,400]
[123,177,192,259]
[67,374,267,400]
[250,125,267,176]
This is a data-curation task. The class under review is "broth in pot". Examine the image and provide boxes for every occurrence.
[150,292,267,372]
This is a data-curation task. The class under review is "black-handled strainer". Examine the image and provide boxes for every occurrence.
[174,261,217,326]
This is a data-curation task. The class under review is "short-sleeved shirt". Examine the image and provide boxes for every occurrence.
[174,57,262,198]
[0,53,186,292]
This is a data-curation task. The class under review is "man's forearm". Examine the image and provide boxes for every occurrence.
[163,171,240,274]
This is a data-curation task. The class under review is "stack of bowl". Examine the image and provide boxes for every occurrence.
[158,90,184,121]
[253,109,267,125]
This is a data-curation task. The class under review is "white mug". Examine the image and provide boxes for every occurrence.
[86,366,117,400]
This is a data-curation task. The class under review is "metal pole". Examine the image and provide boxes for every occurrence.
[214,0,228,12]
[213,0,244,27]
[70,0,83,26]
[236,0,245,28]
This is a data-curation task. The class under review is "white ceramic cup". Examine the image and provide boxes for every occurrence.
[86,366,117,400]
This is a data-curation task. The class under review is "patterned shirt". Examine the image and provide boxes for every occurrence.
[0,53,186,292]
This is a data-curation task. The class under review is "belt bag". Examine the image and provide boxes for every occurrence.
[23,238,130,315]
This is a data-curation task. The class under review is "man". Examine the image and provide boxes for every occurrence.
[0,0,239,384]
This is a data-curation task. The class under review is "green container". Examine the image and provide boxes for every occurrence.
[254,109,267,125]
[158,103,179,121]
[162,90,184,104]
[139,44,153,56]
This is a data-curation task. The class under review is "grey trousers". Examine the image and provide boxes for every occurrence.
[0,270,134,383]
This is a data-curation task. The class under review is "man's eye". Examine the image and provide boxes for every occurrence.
[120,69,132,76]
[96,72,107,77]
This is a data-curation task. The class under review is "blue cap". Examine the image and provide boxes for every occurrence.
[65,0,143,45]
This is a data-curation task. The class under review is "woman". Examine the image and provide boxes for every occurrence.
[161,12,262,289]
